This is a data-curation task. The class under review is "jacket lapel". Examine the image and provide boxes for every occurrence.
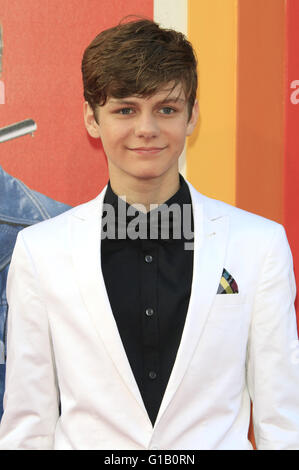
[155,183,229,425]
[69,188,148,416]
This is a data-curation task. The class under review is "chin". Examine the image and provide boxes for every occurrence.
[126,161,177,181]
[129,168,167,181]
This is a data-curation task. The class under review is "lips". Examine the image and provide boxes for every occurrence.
[127,146,167,154]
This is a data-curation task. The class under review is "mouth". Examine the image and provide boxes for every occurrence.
[127,146,167,155]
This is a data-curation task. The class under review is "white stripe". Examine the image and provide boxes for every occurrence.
[153,0,188,177]
[153,0,188,36]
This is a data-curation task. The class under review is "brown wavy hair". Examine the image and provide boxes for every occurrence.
[81,18,198,121]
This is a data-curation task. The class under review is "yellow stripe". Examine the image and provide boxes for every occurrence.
[187,0,238,205]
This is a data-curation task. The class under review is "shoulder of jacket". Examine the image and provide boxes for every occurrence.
[19,190,104,238]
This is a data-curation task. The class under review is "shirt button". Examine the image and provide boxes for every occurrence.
[144,254,153,263]
[149,371,157,380]
[145,307,154,317]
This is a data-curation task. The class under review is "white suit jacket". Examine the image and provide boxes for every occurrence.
[0,182,299,450]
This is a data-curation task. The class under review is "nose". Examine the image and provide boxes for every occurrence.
[134,112,160,139]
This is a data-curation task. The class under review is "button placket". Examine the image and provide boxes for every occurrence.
[140,242,160,412]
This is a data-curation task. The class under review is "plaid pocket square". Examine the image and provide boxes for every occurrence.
[217,269,239,294]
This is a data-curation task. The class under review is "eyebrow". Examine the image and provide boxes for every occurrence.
[108,97,186,106]
[108,99,139,106]
[160,97,186,104]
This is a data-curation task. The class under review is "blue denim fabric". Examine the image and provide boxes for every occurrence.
[0,166,71,418]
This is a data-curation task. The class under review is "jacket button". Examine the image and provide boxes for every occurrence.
[145,254,153,263]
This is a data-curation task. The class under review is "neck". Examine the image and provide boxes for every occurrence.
[108,166,180,212]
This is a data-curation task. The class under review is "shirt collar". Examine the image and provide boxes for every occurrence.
[103,173,191,210]
[102,175,194,243]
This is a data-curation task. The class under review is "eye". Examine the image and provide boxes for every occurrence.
[117,107,134,115]
[160,106,175,115]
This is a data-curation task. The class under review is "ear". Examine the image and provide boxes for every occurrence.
[83,101,101,138]
[186,100,199,136]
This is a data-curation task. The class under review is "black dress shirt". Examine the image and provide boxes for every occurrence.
[101,175,194,426]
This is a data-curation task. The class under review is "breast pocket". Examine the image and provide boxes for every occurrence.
[207,294,249,331]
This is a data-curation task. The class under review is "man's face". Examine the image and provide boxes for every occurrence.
[84,84,198,183]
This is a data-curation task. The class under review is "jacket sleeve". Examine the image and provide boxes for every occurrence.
[247,223,299,449]
[0,231,59,449]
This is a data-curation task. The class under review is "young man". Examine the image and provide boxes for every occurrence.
[0,19,299,450]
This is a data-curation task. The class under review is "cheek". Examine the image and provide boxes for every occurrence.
[169,124,189,146]
[101,124,130,147]
[99,128,120,150]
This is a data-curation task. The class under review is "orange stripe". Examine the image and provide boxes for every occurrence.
[187,0,237,206]
[236,0,285,223]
